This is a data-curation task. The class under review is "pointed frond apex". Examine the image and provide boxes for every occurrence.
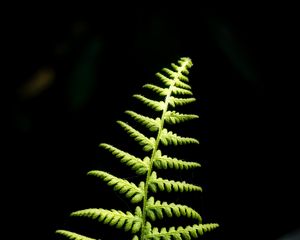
[56,230,95,240]
[99,143,148,175]
[143,84,168,96]
[153,150,201,170]
[71,208,142,233]
[117,121,155,152]
[145,223,219,240]
[87,170,144,203]
[178,57,193,69]
[149,171,202,193]
[133,94,165,111]
[168,96,196,107]
[160,128,199,146]
[146,196,202,222]
[125,110,160,132]
[165,111,199,125]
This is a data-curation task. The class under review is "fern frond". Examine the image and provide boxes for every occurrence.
[145,223,219,240]
[146,197,202,222]
[87,170,144,203]
[99,143,148,175]
[71,207,142,233]
[56,230,95,240]
[171,86,193,96]
[160,128,199,146]
[133,94,165,111]
[125,110,160,132]
[148,171,202,193]
[168,96,196,108]
[165,111,199,125]
[143,84,168,96]
[56,57,218,240]
[117,121,155,152]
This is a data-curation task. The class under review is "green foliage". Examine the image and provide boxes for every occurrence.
[56,57,218,240]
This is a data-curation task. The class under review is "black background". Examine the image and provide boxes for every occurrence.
[6,7,299,240]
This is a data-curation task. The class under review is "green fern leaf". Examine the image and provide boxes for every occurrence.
[157,69,192,90]
[146,197,202,222]
[160,128,199,146]
[171,61,191,75]
[71,207,142,233]
[162,67,189,83]
[149,171,202,193]
[56,230,95,240]
[87,170,144,203]
[133,94,165,111]
[168,96,196,108]
[162,67,178,79]
[143,84,168,96]
[164,111,199,125]
[178,57,193,70]
[125,110,160,132]
[153,150,201,170]
[99,143,148,175]
[145,223,219,240]
[117,121,155,151]
[155,72,174,87]
[171,86,193,96]
[171,63,189,82]
[56,57,218,240]
[174,79,192,90]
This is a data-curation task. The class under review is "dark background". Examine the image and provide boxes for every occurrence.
[6,7,299,240]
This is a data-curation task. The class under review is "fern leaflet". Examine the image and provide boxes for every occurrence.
[153,150,201,170]
[100,143,148,175]
[87,170,144,203]
[148,171,202,193]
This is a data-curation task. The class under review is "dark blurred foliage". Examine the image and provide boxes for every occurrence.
[5,7,299,240]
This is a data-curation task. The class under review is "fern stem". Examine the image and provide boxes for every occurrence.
[140,59,191,240]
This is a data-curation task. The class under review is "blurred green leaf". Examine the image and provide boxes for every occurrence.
[68,39,102,110]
